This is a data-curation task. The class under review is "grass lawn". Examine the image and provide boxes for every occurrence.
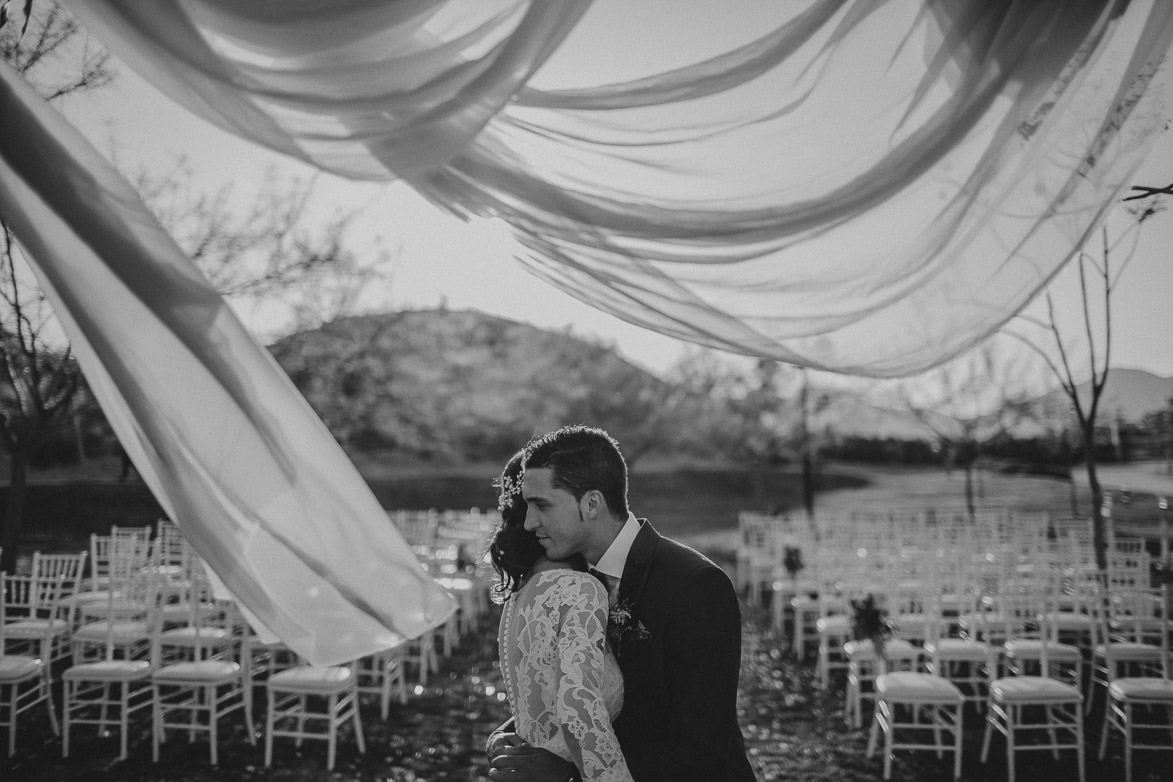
[2,459,1169,780]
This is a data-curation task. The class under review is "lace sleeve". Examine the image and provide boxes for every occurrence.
[552,574,634,782]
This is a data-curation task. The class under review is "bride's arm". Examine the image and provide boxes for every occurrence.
[554,575,634,782]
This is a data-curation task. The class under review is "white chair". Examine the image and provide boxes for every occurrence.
[404,631,439,687]
[353,641,408,719]
[70,560,155,665]
[1,572,73,668]
[1098,584,1173,782]
[31,550,88,596]
[866,671,964,780]
[264,663,365,771]
[150,600,255,765]
[980,621,1086,782]
[815,587,854,690]
[1088,579,1168,715]
[0,577,60,757]
[844,635,920,728]
[61,562,160,759]
[1000,580,1085,692]
[60,575,157,759]
[923,604,997,712]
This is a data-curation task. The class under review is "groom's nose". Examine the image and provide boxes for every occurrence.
[523,513,539,532]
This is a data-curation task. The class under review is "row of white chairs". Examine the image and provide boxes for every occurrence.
[819,568,1172,782]
[1,518,495,768]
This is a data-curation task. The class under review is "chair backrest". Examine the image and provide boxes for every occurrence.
[89,531,152,590]
[1,571,65,623]
[31,551,88,595]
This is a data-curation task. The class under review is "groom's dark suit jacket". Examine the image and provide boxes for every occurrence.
[611,519,757,782]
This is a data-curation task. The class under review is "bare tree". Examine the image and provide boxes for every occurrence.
[1,2,112,573]
[0,3,391,569]
[895,340,1037,516]
[0,227,83,572]
[1007,196,1166,571]
[131,159,390,322]
[1,1,109,99]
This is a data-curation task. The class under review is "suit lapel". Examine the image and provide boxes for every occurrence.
[618,519,659,608]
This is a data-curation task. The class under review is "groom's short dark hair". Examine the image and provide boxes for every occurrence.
[524,425,629,520]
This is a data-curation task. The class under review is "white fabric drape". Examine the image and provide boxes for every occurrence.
[0,59,455,666]
[4,0,1172,658]
[68,0,1173,375]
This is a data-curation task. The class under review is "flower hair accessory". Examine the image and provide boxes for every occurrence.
[496,472,523,512]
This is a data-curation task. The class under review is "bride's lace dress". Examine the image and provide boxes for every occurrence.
[498,569,632,782]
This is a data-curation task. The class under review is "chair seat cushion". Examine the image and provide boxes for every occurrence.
[1109,678,1173,701]
[159,626,234,646]
[1094,642,1164,661]
[1041,612,1093,631]
[1003,640,1081,661]
[63,660,151,681]
[990,676,1081,703]
[73,620,150,643]
[153,661,240,683]
[816,616,851,634]
[2,618,70,637]
[925,638,993,661]
[0,655,43,681]
[875,672,963,703]
[843,638,918,660]
[268,666,353,693]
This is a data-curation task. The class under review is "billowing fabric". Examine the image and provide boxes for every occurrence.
[0,59,456,666]
[69,0,1173,375]
[3,0,1172,660]
[498,569,630,782]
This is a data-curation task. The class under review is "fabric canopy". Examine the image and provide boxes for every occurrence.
[69,0,1173,375]
[0,59,455,666]
[3,0,1172,661]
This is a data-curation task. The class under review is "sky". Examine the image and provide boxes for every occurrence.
[50,1,1173,382]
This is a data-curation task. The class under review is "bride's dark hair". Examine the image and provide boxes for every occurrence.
[487,448,589,602]
[487,450,544,602]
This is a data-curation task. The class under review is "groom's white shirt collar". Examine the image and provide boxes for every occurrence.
[592,512,640,581]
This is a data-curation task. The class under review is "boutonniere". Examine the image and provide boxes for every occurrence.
[607,599,650,653]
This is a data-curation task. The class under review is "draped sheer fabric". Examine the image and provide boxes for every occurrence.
[0,59,456,666]
[69,0,1173,375]
[2,0,1171,658]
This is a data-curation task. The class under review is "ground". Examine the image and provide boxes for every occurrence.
[3,460,1172,780]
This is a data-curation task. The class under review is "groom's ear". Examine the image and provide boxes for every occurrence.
[580,489,604,520]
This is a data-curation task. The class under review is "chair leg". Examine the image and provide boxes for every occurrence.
[43,673,60,736]
[263,690,275,767]
[351,690,365,754]
[326,693,338,771]
[1005,705,1016,782]
[152,684,162,762]
[866,706,880,758]
[7,692,16,758]
[242,682,257,745]
[295,694,306,747]
[62,681,72,758]
[119,683,130,761]
[953,705,963,779]
[883,707,894,781]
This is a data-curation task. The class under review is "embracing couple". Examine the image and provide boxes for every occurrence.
[485,425,758,782]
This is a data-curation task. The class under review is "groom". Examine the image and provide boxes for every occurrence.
[487,425,757,782]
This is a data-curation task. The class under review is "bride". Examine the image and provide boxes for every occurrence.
[486,450,633,782]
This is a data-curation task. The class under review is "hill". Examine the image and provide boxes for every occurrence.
[268,308,677,463]
[269,308,1171,464]
[1037,367,1173,422]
